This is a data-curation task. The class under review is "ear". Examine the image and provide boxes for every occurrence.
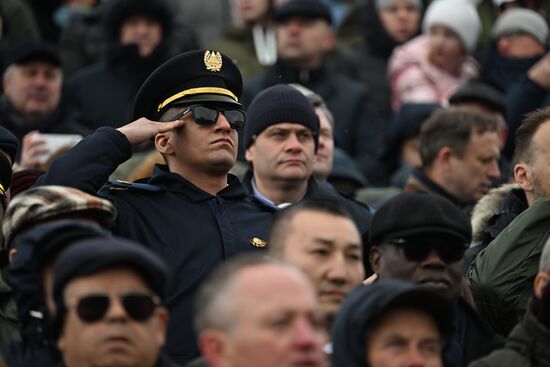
[155,132,174,155]
[534,272,549,299]
[8,248,16,263]
[514,162,533,193]
[322,28,336,52]
[200,329,232,367]
[369,246,382,274]
[245,146,254,163]
[153,307,169,347]
[436,147,453,171]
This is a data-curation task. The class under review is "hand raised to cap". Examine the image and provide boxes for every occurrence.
[116,117,186,145]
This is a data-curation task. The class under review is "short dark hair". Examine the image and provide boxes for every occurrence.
[419,108,498,167]
[513,107,550,164]
[268,199,354,256]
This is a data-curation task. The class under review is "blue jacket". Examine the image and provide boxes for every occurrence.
[36,127,275,364]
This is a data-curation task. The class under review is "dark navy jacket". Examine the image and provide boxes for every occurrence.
[242,171,371,235]
[36,127,275,365]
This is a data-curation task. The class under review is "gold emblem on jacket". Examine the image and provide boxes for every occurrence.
[204,50,222,72]
[250,237,267,248]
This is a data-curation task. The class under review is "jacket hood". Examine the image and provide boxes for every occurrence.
[331,280,454,367]
[363,0,422,58]
[389,35,479,81]
[470,183,523,243]
[7,220,110,343]
[102,0,173,65]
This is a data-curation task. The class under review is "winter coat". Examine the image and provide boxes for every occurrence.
[0,274,20,348]
[468,198,550,336]
[388,35,479,111]
[243,60,386,185]
[0,96,87,161]
[403,168,472,214]
[36,127,275,365]
[469,300,550,367]
[242,170,372,236]
[64,0,177,131]
[478,44,550,159]
[331,282,502,367]
[209,25,274,80]
[465,184,527,273]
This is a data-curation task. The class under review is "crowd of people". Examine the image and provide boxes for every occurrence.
[0,0,549,366]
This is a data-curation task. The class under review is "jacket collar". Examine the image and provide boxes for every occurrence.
[410,168,467,209]
[147,165,250,202]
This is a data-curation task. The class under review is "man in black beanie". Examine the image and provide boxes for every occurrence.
[243,84,371,234]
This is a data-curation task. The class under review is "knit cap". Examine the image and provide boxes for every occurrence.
[244,84,320,151]
[492,8,549,46]
[3,185,117,248]
[375,0,422,11]
[422,0,481,53]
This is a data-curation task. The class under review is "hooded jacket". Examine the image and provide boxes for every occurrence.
[468,198,550,336]
[465,184,527,272]
[389,35,479,111]
[1,220,110,367]
[65,0,175,131]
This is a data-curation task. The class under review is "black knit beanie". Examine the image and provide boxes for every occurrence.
[244,84,320,151]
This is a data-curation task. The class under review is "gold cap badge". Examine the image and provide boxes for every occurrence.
[204,50,222,72]
[250,237,267,248]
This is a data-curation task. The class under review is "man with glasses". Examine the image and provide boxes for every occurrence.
[37,49,275,365]
[368,192,502,367]
[52,236,174,367]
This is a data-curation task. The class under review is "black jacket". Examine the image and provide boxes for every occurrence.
[478,44,550,159]
[65,0,177,131]
[242,60,386,185]
[0,96,86,160]
[36,127,275,365]
[242,170,371,235]
[331,285,502,367]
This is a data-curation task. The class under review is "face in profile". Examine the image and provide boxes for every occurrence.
[366,308,444,367]
[58,268,168,367]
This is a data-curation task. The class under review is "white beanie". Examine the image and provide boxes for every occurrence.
[492,8,549,46]
[422,0,482,53]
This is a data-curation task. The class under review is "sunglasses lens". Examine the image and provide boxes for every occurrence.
[122,294,157,321]
[77,295,110,322]
[437,243,466,263]
[192,106,219,125]
[223,109,245,129]
[401,242,432,262]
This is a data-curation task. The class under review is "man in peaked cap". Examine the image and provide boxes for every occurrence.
[36,49,275,365]
[368,192,503,367]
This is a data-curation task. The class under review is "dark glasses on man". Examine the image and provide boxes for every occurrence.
[172,104,245,129]
[74,292,161,323]
[387,237,468,263]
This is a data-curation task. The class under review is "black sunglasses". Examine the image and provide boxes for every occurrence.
[74,292,161,323]
[172,104,245,129]
[387,237,467,263]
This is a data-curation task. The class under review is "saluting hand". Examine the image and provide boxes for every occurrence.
[117,117,186,145]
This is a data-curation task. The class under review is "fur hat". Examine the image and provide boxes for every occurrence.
[422,0,481,53]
